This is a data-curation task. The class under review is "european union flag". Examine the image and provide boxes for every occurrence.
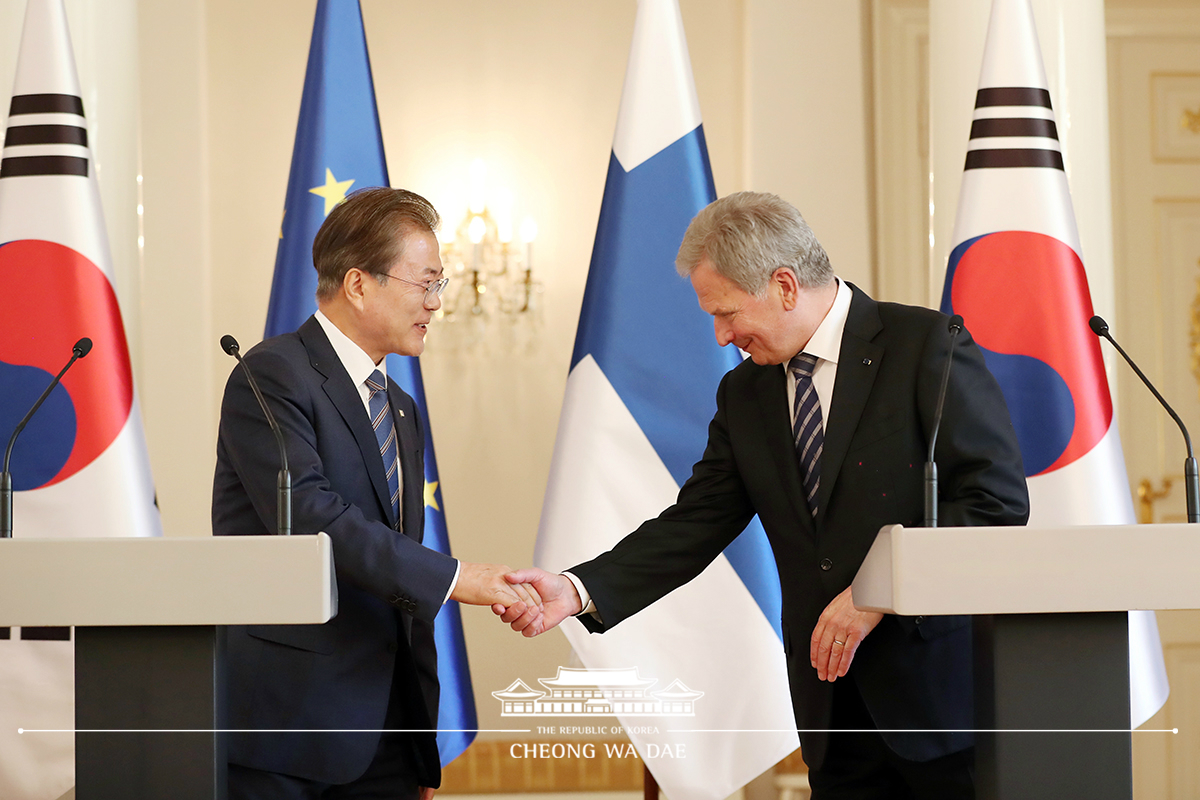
[265,0,477,766]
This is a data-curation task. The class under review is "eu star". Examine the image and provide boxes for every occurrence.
[309,168,355,216]
[424,480,440,511]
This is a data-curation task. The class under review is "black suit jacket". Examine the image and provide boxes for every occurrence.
[570,285,1028,770]
[213,315,458,786]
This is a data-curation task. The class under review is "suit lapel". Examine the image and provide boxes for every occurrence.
[298,317,398,529]
[753,364,816,536]
[815,286,884,524]
[388,380,424,542]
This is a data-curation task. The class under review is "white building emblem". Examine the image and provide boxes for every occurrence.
[492,667,704,717]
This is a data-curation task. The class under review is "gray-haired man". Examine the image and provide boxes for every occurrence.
[505,192,1028,798]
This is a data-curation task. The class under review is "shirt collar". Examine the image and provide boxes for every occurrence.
[790,277,852,367]
[314,309,385,388]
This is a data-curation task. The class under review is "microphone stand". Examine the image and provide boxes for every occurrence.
[221,335,291,535]
[925,316,964,528]
[1090,316,1199,524]
[2,338,93,538]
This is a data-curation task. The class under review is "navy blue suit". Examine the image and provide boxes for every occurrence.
[213,315,458,787]
[569,286,1029,771]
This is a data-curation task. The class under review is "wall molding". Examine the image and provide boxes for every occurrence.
[871,0,931,307]
[1107,7,1200,38]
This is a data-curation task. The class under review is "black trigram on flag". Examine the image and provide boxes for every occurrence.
[0,627,71,641]
[965,86,1064,171]
[1,92,89,178]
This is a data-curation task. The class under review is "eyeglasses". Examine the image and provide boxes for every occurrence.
[383,273,449,304]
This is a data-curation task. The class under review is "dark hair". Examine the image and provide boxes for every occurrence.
[312,187,440,300]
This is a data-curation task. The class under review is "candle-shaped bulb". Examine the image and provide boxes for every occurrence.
[468,215,487,244]
[520,217,537,271]
[520,217,538,244]
[468,158,487,215]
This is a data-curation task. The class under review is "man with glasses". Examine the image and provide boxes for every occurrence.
[214,187,534,799]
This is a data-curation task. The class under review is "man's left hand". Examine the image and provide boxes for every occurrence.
[419,787,435,800]
[810,586,883,682]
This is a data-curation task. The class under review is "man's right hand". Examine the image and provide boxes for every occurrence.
[499,568,583,637]
[451,562,543,621]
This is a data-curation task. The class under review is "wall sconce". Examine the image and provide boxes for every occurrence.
[432,159,542,353]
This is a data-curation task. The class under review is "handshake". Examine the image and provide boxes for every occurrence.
[449,563,583,637]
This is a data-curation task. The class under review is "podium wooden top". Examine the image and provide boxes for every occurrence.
[0,534,335,626]
[852,523,1200,615]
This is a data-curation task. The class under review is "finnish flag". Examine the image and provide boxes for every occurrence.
[535,1,798,797]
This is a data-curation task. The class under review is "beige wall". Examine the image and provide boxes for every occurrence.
[745,0,875,288]
[125,0,876,733]
[138,0,214,551]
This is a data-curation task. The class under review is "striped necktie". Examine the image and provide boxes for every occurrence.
[790,353,823,517]
[366,370,400,523]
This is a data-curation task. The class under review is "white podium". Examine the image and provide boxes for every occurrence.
[853,523,1200,800]
[0,534,336,800]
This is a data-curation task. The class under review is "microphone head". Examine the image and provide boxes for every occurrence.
[73,337,93,358]
[220,335,240,356]
[1089,316,1109,336]
[948,314,964,335]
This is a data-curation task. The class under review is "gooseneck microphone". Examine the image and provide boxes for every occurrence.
[1089,315,1199,524]
[2,337,93,538]
[221,335,291,535]
[925,315,964,528]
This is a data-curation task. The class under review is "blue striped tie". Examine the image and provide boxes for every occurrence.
[790,354,823,517]
[366,370,400,522]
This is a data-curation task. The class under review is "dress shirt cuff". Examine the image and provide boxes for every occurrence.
[443,560,462,605]
[563,571,600,619]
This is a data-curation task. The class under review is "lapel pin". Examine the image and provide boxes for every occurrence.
[862,357,872,366]
[398,409,405,417]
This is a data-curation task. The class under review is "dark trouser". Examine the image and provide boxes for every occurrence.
[228,732,422,800]
[808,675,974,800]
[230,651,433,800]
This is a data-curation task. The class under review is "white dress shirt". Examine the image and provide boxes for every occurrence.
[785,277,852,428]
[315,310,391,418]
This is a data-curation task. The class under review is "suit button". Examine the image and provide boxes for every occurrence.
[915,616,925,625]
[387,642,398,654]
[389,594,402,606]
[820,558,833,571]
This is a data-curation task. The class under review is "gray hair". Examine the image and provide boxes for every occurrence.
[675,191,833,294]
